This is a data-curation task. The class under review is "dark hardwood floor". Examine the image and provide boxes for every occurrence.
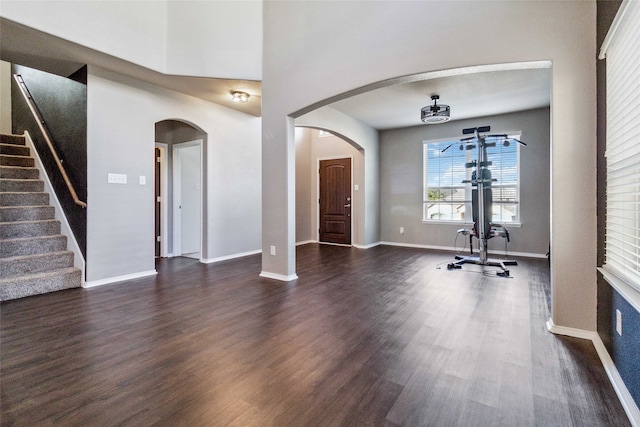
[0,244,630,426]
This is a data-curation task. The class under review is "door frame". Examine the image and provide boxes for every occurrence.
[316,155,353,246]
[173,139,204,259]
[155,143,169,257]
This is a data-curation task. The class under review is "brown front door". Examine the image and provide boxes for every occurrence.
[319,158,352,245]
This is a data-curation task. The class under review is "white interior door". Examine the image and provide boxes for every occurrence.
[173,141,202,259]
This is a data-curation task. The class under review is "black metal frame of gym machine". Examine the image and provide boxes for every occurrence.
[446,126,525,277]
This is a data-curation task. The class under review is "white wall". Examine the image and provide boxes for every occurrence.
[262,1,597,331]
[0,60,11,133]
[295,128,313,243]
[165,1,262,80]
[1,0,262,80]
[1,1,167,72]
[87,66,261,283]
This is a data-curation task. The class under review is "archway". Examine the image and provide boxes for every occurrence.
[154,119,208,261]
[295,127,366,247]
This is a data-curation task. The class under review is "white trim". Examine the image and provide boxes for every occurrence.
[353,241,381,249]
[598,267,640,313]
[173,140,203,259]
[318,241,351,248]
[546,319,640,427]
[259,271,298,281]
[22,132,86,286]
[599,0,633,59]
[545,318,597,341]
[201,249,261,264]
[379,241,546,259]
[84,269,157,288]
[296,240,316,246]
[154,143,169,258]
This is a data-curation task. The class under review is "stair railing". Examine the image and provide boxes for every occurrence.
[12,74,87,208]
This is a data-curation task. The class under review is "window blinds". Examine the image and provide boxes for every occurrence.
[601,0,640,291]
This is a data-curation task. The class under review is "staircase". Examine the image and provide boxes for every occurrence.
[0,134,81,301]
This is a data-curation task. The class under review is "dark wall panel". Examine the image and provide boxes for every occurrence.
[11,64,87,256]
[611,290,640,406]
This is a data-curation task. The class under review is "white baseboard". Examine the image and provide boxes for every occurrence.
[353,241,381,249]
[379,241,547,259]
[201,249,261,264]
[259,271,298,281]
[296,240,316,246]
[84,270,157,288]
[547,318,640,427]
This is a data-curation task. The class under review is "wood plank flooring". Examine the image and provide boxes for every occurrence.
[0,244,630,426]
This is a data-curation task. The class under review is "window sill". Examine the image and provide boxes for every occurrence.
[598,267,640,313]
[422,220,522,228]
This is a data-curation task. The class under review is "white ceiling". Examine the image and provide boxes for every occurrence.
[329,67,551,130]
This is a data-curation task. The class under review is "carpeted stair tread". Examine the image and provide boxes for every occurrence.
[0,154,34,167]
[0,192,49,206]
[0,205,55,222]
[0,219,61,239]
[0,166,39,180]
[0,133,81,301]
[0,178,44,193]
[0,267,81,301]
[0,250,74,279]
[0,143,30,156]
[0,134,26,145]
[0,234,68,258]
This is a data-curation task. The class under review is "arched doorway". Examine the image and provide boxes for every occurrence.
[154,119,208,261]
[295,127,365,247]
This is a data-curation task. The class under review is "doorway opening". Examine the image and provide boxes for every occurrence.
[173,140,202,259]
[154,119,208,261]
[294,127,364,247]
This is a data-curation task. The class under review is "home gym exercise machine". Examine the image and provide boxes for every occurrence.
[446,126,526,277]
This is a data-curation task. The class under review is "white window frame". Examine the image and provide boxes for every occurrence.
[422,132,521,225]
[600,0,640,295]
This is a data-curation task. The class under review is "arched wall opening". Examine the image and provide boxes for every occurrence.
[154,119,208,260]
[295,126,366,247]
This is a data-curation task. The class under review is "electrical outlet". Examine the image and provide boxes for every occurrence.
[616,309,622,336]
[400,227,405,235]
[270,246,276,256]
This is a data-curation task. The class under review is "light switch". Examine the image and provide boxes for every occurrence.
[139,175,146,185]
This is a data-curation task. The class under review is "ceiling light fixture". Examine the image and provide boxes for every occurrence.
[421,95,451,124]
[231,91,250,103]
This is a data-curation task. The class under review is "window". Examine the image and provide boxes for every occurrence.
[423,134,520,223]
[600,0,640,292]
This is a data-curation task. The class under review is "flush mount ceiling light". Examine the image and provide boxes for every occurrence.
[231,91,250,103]
[421,95,451,124]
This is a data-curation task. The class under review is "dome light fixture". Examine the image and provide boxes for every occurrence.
[231,91,250,103]
[421,95,451,124]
